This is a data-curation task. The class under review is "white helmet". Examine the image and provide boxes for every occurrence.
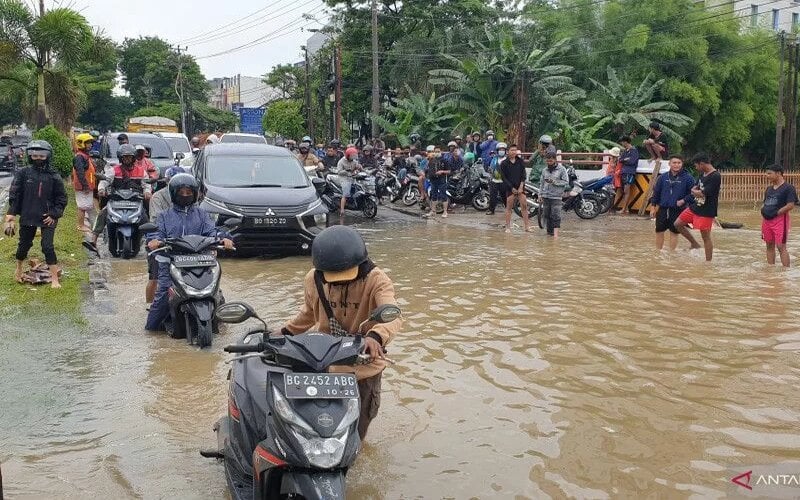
[539,134,553,145]
[495,142,508,151]
[426,145,435,152]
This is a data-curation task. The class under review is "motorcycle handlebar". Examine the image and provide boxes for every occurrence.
[223,343,265,353]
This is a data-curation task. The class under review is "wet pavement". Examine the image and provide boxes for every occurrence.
[1,205,800,498]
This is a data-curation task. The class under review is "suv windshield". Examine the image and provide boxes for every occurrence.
[206,155,309,188]
[163,137,190,153]
[107,135,172,159]
[221,134,266,144]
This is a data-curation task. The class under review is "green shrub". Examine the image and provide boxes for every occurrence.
[33,125,73,177]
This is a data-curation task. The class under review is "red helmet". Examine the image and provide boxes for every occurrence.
[345,147,358,159]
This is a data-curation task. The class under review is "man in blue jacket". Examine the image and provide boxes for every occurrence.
[479,130,498,166]
[649,155,695,251]
[144,174,234,331]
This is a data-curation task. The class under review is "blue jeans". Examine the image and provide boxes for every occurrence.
[429,178,447,202]
[145,262,171,331]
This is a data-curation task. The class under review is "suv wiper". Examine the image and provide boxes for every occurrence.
[246,184,282,188]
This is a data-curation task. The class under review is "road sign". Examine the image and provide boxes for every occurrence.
[231,102,244,113]
[239,107,265,135]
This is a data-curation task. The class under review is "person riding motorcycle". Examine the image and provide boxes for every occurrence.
[144,174,234,331]
[89,130,101,155]
[85,144,153,253]
[134,144,158,180]
[529,134,554,184]
[335,147,362,216]
[5,140,67,288]
[360,144,378,170]
[191,136,201,156]
[281,225,402,440]
[296,142,323,171]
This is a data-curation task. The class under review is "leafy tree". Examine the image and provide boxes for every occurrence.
[0,0,94,129]
[33,125,72,176]
[118,37,207,109]
[192,101,237,132]
[132,102,182,122]
[263,99,304,139]
[586,66,693,142]
[263,63,304,100]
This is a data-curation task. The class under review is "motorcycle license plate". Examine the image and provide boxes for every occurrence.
[284,373,359,399]
[172,254,216,267]
[249,217,288,227]
[113,201,139,209]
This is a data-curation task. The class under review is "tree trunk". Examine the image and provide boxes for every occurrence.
[36,69,47,128]
[512,77,529,149]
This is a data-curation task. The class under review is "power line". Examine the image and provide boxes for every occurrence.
[177,0,292,44]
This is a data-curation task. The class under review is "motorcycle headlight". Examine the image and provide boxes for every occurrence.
[208,212,219,223]
[333,397,360,435]
[272,387,349,468]
[313,212,327,226]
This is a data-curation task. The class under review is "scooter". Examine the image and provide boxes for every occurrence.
[446,163,490,211]
[140,218,240,348]
[563,165,602,219]
[320,173,379,218]
[203,302,402,500]
[106,187,147,258]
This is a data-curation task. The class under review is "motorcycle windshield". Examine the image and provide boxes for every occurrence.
[270,333,364,372]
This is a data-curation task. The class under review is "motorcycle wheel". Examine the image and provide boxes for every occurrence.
[402,186,420,206]
[187,314,213,348]
[512,198,538,219]
[597,190,613,214]
[122,236,133,259]
[575,196,601,219]
[362,197,378,218]
[538,204,545,229]
[472,190,490,211]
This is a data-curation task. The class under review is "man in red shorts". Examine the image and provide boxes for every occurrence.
[761,164,797,267]
[674,152,721,261]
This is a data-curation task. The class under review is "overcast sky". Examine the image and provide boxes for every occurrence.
[69,0,328,79]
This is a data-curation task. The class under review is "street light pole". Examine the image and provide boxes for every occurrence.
[370,0,380,140]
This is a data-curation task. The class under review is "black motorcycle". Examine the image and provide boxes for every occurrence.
[447,163,490,211]
[106,187,148,258]
[141,219,239,348]
[320,172,378,218]
[562,165,602,219]
[203,302,402,499]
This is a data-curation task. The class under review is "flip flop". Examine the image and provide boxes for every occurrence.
[82,241,100,256]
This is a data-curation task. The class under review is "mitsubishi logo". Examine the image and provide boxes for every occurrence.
[265,208,276,216]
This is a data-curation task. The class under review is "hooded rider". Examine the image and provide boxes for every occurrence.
[281,225,402,440]
[4,140,67,288]
[144,174,234,331]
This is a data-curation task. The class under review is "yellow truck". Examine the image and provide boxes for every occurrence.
[126,116,179,133]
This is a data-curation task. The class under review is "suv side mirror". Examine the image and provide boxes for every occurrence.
[176,152,185,160]
[311,176,326,194]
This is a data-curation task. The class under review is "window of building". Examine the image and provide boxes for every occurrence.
[794,12,799,29]
[773,9,780,30]
[751,4,759,27]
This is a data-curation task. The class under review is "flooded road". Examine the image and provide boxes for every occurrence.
[2,210,799,498]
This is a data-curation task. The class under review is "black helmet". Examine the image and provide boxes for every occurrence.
[116,143,136,161]
[298,143,310,152]
[25,140,53,163]
[117,133,129,143]
[168,173,200,206]
[409,133,420,143]
[312,226,368,282]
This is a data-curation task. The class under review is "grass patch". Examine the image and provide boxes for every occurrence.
[0,185,88,322]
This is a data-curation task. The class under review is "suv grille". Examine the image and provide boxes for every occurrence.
[224,202,307,217]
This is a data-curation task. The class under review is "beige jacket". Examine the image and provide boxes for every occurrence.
[284,267,402,380]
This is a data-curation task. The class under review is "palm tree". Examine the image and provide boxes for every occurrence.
[0,0,93,128]
[586,66,693,142]
[553,114,619,152]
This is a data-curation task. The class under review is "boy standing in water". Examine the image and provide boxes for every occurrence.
[674,153,721,261]
[761,164,797,267]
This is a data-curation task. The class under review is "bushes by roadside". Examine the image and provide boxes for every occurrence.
[32,125,73,177]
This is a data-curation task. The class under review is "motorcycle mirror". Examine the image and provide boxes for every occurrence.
[223,217,242,228]
[369,304,402,324]
[215,302,259,324]
[155,254,170,264]
[311,176,326,194]
[139,222,157,232]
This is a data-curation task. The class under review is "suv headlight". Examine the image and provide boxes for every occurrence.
[272,387,350,469]
[313,212,327,225]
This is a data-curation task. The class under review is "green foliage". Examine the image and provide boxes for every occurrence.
[554,115,619,152]
[118,37,207,109]
[263,64,304,100]
[33,125,72,176]
[263,99,304,139]
[586,66,693,141]
[132,102,181,122]
[374,87,457,146]
[192,101,237,132]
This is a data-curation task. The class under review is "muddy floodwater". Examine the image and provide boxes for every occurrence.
[2,210,800,498]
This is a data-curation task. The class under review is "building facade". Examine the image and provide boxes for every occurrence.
[706,0,800,31]
[207,74,278,111]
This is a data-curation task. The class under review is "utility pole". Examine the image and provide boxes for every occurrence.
[174,45,189,137]
[304,46,314,139]
[792,40,800,170]
[776,32,786,165]
[335,43,342,140]
[370,0,380,140]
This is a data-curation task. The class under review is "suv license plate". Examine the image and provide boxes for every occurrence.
[284,373,358,399]
[252,217,287,227]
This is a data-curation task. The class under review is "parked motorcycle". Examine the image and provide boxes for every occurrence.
[140,218,240,348]
[447,163,490,211]
[203,302,402,500]
[320,172,379,218]
[563,166,602,219]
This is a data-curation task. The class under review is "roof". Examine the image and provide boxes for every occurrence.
[128,116,177,126]
[204,143,292,156]
[107,132,169,141]
[221,133,264,137]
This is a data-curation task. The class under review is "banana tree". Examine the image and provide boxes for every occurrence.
[0,0,93,128]
[374,86,458,146]
[586,66,693,142]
